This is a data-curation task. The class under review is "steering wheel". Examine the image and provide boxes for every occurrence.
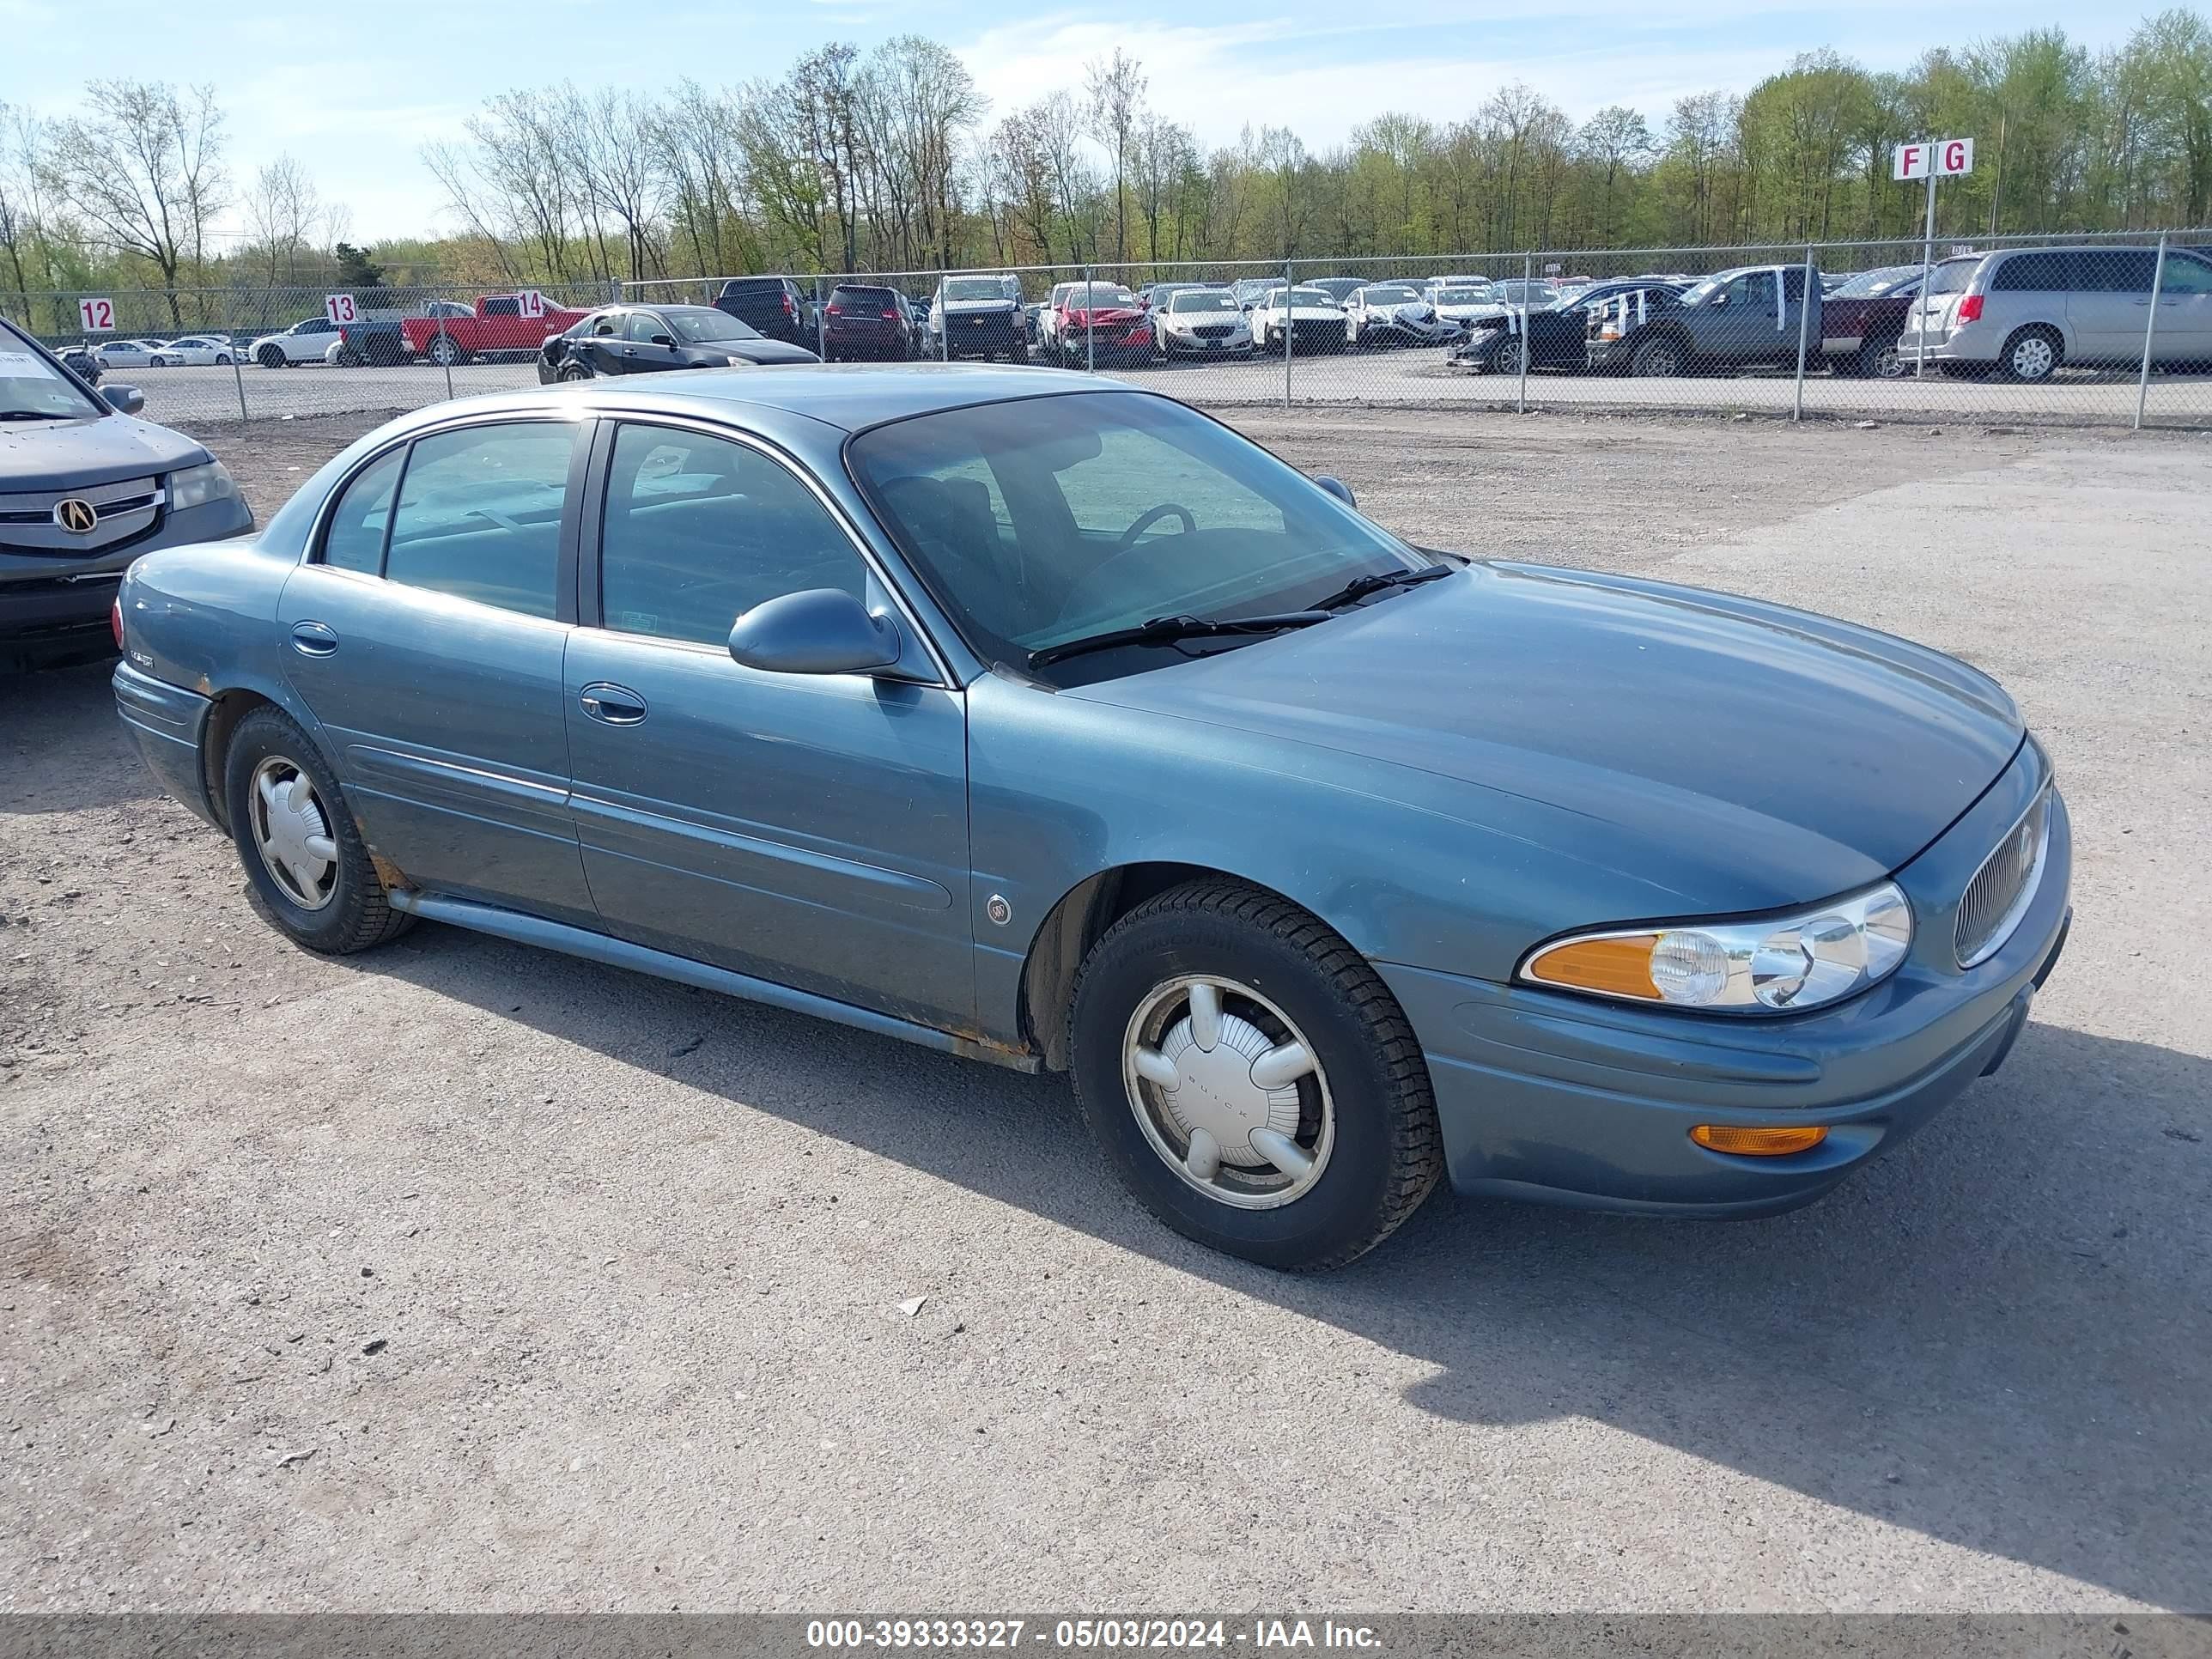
[1118,502,1196,548]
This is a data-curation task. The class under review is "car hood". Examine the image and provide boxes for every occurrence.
[720,339,820,365]
[1065,306,1145,325]
[943,297,1018,314]
[1065,562,2023,912]
[0,411,207,490]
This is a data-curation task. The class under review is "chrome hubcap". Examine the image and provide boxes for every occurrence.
[1122,975,1334,1210]
[249,757,338,911]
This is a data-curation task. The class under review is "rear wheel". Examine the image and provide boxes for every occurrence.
[1068,880,1444,1271]
[223,708,412,957]
[1996,325,2062,384]
[427,334,468,368]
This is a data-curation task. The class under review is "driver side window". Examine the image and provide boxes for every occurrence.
[1054,426,1286,541]
[625,312,669,343]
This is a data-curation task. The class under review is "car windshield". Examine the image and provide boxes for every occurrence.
[1362,286,1421,303]
[1432,288,1490,306]
[1830,265,1921,298]
[1493,282,1557,302]
[1170,291,1239,312]
[849,391,1423,675]
[0,330,104,420]
[1067,285,1138,307]
[663,307,762,343]
[1263,288,1337,307]
[943,277,1013,301]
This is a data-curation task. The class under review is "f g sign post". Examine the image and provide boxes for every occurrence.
[1897,137,1974,374]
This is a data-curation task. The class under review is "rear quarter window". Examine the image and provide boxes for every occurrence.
[1989,253,2073,293]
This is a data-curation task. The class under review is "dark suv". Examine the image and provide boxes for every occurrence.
[714,276,817,349]
[821,283,917,362]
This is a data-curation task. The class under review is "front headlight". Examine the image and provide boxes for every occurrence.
[168,459,237,511]
[1519,882,1912,1013]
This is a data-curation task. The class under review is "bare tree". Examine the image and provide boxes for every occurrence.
[49,80,228,325]
[1085,50,1147,264]
[243,154,321,283]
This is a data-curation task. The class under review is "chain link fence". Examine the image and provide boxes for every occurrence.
[9,228,2211,431]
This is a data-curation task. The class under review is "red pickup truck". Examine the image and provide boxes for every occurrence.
[402,295,590,366]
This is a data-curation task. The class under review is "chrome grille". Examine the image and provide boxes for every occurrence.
[1192,324,1236,339]
[1954,787,2051,967]
[0,475,163,556]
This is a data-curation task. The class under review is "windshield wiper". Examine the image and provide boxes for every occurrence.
[0,409,73,421]
[1027,610,1330,668]
[1304,563,1455,612]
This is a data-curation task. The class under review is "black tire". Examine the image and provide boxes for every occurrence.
[428,335,468,368]
[1067,880,1443,1271]
[215,353,233,367]
[558,362,592,381]
[1996,325,2063,384]
[255,344,284,369]
[1486,334,1529,375]
[222,708,412,956]
[1630,335,1686,377]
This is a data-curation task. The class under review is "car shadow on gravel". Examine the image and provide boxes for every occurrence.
[357,924,2211,1611]
[0,659,161,817]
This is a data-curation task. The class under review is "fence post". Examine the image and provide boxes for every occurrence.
[228,298,249,422]
[1792,243,1814,422]
[1283,256,1294,410]
[939,271,949,362]
[2135,232,2168,432]
[816,275,828,362]
[437,313,454,401]
[1516,252,1532,414]
[1084,264,1096,373]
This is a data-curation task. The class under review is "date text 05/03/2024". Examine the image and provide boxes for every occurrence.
[804,1619,1385,1650]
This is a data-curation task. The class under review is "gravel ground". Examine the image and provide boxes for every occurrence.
[3,408,2208,1613]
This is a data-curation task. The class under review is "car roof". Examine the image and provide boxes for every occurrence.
[380,363,1141,441]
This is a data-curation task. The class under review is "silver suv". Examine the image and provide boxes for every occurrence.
[1898,245,2212,381]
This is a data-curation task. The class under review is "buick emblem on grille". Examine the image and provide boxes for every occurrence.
[54,498,99,534]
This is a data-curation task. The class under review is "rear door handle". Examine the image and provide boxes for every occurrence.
[579,683,647,725]
[289,620,339,656]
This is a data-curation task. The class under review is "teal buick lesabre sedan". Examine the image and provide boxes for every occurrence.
[112,367,2069,1269]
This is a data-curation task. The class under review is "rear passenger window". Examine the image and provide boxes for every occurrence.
[1990,253,2072,292]
[598,425,869,647]
[383,422,576,619]
[320,448,404,574]
[2075,252,2158,293]
[2162,255,2212,296]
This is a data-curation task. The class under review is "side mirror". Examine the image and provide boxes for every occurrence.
[729,588,902,676]
[103,384,144,415]
[651,334,676,348]
[1312,475,1356,510]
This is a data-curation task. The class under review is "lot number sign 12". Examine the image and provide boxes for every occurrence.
[78,297,115,333]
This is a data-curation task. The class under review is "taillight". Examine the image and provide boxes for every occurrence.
[1957,294,1983,323]
[110,596,124,650]
[825,303,842,316]
[782,293,795,314]
[881,309,899,319]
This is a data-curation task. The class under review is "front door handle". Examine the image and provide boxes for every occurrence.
[289,620,339,656]
[579,683,647,725]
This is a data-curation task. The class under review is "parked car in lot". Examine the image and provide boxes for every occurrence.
[250,317,343,367]
[1230,276,1278,310]
[90,339,167,371]
[1051,283,1152,366]
[931,272,1030,362]
[1585,263,1823,376]
[1342,283,1461,348]
[404,295,592,368]
[1423,283,1509,333]
[1898,246,2212,382]
[714,276,817,349]
[538,305,819,380]
[108,366,2071,1269]
[1151,287,1254,359]
[1304,276,1370,303]
[334,300,474,366]
[2,316,252,671]
[1248,285,1348,354]
[54,344,100,384]
[821,283,918,362]
[1817,263,1971,379]
[1454,279,1690,374]
[147,335,238,367]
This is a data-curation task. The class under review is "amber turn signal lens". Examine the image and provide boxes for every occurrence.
[1690,1124,1828,1157]
[1524,934,1661,1000]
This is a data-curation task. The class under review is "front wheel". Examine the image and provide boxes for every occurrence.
[1630,336,1685,377]
[1068,881,1443,1270]
[223,708,413,956]
[256,345,284,369]
[558,362,592,381]
[1487,334,1530,375]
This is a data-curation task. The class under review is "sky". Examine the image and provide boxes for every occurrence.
[0,0,2150,245]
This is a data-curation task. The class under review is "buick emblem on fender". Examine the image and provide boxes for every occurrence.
[54,498,99,534]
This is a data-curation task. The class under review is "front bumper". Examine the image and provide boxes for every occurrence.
[2,496,254,664]
[1379,756,2073,1215]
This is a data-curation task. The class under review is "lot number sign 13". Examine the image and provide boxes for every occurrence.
[325,294,360,326]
